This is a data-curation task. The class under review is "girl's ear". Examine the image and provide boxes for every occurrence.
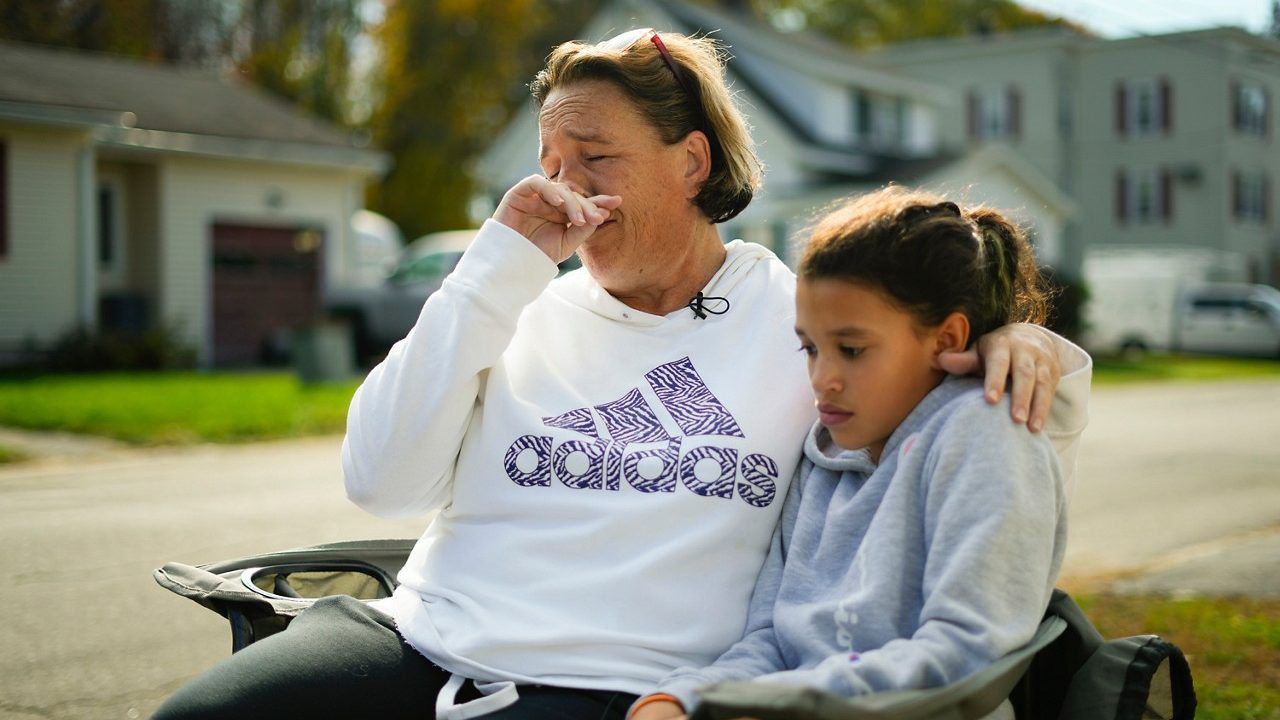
[930,312,971,367]
[683,130,712,198]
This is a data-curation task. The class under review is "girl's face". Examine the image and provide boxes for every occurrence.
[795,278,961,463]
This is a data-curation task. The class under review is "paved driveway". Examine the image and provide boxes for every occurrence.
[1,378,1278,719]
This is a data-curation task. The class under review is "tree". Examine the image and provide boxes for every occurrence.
[0,0,363,127]
[367,0,599,239]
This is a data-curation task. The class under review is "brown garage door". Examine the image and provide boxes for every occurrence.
[212,223,322,367]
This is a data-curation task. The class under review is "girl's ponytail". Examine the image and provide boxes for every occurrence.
[969,209,1048,328]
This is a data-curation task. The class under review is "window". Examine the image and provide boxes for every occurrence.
[0,140,7,259]
[853,93,905,150]
[1115,78,1172,137]
[1232,170,1270,222]
[966,86,1021,141]
[1232,80,1269,136]
[852,90,872,142]
[1115,168,1173,224]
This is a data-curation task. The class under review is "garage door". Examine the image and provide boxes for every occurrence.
[212,223,322,367]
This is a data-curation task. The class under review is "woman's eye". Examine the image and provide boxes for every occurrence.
[840,346,864,358]
[797,344,816,358]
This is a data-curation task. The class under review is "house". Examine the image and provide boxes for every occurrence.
[861,26,1280,283]
[0,40,389,367]
[474,0,1075,269]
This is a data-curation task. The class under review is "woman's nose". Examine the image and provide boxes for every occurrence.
[556,164,590,197]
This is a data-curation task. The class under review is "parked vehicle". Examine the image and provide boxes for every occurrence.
[326,229,476,362]
[1079,248,1280,357]
[1176,283,1280,357]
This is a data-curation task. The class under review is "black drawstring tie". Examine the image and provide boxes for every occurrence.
[687,291,730,320]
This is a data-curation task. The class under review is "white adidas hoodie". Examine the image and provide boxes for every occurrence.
[343,219,816,714]
[342,219,1091,717]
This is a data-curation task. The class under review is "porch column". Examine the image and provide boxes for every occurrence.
[76,142,97,329]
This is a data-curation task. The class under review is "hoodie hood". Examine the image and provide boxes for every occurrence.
[547,240,777,326]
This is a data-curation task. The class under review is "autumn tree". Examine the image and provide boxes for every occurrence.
[367,0,599,239]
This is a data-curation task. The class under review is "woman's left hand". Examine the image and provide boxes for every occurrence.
[936,323,1060,433]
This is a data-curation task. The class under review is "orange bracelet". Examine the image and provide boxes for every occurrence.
[628,693,684,719]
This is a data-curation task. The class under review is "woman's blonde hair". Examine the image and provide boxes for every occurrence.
[530,31,762,224]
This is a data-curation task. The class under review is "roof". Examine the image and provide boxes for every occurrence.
[0,39,388,172]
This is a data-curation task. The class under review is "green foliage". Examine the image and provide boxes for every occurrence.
[365,0,600,239]
[1092,355,1280,385]
[0,444,28,464]
[0,0,364,127]
[0,372,356,444]
[38,326,197,373]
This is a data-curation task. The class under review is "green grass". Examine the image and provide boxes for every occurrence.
[0,372,358,444]
[1092,354,1280,385]
[1077,593,1280,719]
[0,444,28,464]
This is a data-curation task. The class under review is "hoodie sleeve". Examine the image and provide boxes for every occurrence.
[1036,327,1092,501]
[341,220,558,518]
[696,396,1066,700]
[645,464,807,713]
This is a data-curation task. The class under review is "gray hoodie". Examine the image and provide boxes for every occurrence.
[654,375,1068,713]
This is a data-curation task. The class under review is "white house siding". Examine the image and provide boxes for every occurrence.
[0,125,85,350]
[156,156,362,365]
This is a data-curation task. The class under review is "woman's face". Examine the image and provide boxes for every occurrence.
[538,80,704,293]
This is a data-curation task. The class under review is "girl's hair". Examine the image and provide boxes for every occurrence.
[529,31,762,224]
[799,186,1047,345]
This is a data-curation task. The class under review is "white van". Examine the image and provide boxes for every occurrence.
[1175,283,1280,358]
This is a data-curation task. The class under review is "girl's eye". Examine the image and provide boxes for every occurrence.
[797,344,816,358]
[840,346,864,358]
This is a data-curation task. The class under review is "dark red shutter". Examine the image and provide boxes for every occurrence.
[0,140,7,259]
[1230,80,1241,130]
[1232,171,1242,218]
[1115,82,1128,137]
[966,91,978,140]
[1265,86,1272,139]
[1008,86,1022,141]
[1159,77,1173,134]
[1264,174,1271,223]
[1115,169,1128,223]
[1161,169,1174,221]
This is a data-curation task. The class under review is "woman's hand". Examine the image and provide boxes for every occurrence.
[629,699,686,720]
[494,174,622,263]
[936,323,1061,432]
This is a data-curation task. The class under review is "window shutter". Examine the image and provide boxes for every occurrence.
[1161,169,1174,221]
[1264,174,1271,223]
[1265,86,1272,140]
[1230,80,1241,130]
[966,91,978,140]
[1159,77,1173,134]
[1115,81,1128,137]
[1115,169,1128,223]
[0,140,7,259]
[1008,86,1022,141]
[1232,170,1242,218]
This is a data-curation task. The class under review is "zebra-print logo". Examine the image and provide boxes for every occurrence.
[502,357,777,507]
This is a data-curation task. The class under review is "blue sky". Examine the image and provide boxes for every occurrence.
[1016,0,1275,37]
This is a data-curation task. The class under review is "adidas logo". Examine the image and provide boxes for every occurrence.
[503,357,779,508]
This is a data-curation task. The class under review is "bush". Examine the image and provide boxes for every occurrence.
[1040,267,1089,342]
[40,326,197,373]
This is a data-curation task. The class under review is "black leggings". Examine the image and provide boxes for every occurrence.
[153,595,638,720]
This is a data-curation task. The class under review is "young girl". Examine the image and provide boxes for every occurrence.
[629,186,1071,720]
